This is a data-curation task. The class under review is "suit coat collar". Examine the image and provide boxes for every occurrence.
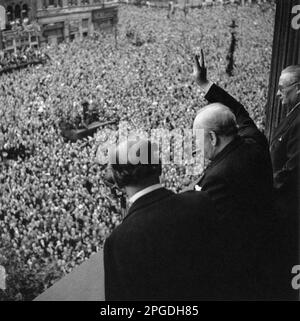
[196,136,243,186]
[124,187,174,222]
[271,102,300,143]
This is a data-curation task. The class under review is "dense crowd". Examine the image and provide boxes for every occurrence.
[0,4,275,300]
[0,48,48,73]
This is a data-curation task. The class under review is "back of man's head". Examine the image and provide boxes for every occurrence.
[107,139,161,189]
[193,103,238,160]
[193,103,238,137]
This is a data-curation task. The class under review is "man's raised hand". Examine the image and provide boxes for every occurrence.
[193,49,208,87]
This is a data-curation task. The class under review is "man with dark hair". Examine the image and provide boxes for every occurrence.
[103,139,221,300]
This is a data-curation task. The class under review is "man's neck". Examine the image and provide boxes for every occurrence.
[211,136,236,160]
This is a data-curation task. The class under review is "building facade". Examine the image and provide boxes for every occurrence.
[0,1,38,51]
[0,0,36,24]
[36,0,118,45]
[0,0,118,51]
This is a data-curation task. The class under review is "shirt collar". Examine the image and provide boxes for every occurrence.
[128,184,163,206]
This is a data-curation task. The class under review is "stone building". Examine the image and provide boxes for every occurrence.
[0,1,38,52]
[0,0,118,51]
[36,0,118,45]
[0,0,36,24]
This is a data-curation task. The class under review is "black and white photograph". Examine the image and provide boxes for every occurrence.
[0,0,299,306]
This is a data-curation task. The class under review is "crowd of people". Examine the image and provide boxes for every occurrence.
[0,3,275,300]
[0,48,49,74]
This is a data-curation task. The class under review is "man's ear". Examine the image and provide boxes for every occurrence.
[209,131,218,147]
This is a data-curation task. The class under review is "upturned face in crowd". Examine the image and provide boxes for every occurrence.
[277,72,300,108]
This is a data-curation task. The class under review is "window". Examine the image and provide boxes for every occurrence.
[7,6,13,22]
[22,4,28,19]
[6,39,13,47]
[82,19,89,29]
[14,5,21,20]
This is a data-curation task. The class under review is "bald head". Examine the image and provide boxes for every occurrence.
[193,103,238,137]
[278,65,300,108]
[192,103,238,160]
[281,65,300,84]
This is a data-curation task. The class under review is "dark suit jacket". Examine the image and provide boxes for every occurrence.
[190,84,274,220]
[270,102,300,218]
[104,186,279,300]
[269,102,300,300]
[188,85,285,299]
[104,188,226,301]
[194,84,297,300]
